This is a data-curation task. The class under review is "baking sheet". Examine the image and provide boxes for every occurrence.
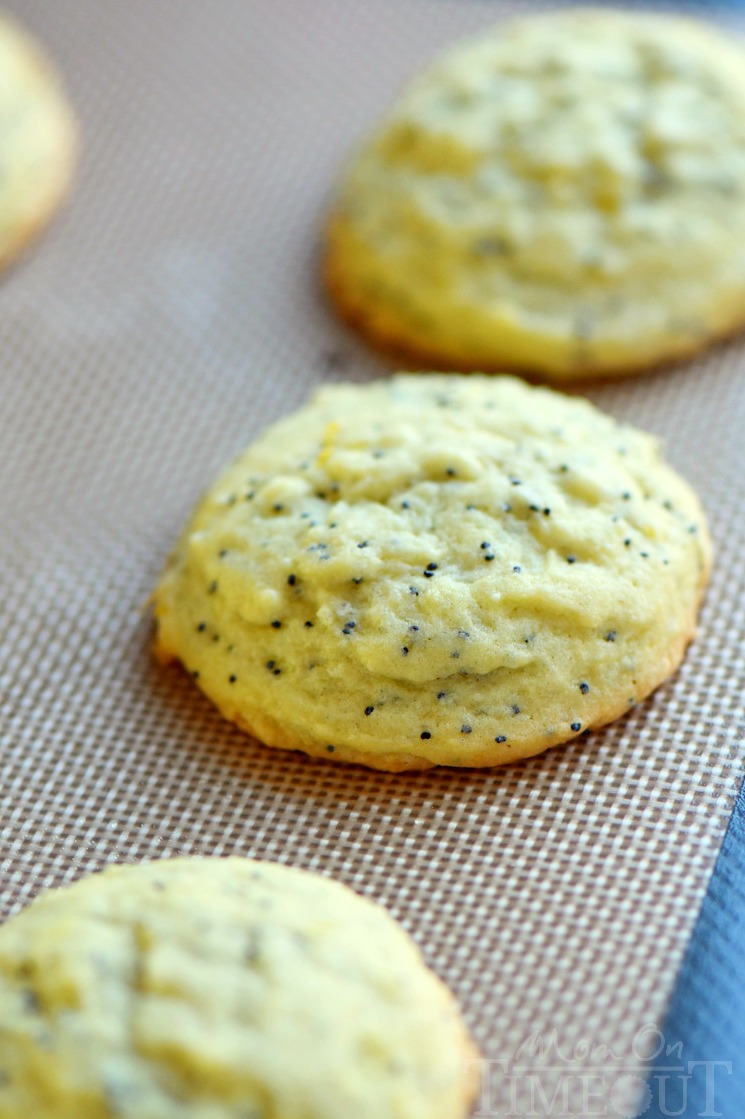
[2,2,744,1115]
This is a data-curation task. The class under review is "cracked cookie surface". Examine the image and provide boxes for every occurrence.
[0,857,478,1118]
[326,8,745,379]
[153,375,711,770]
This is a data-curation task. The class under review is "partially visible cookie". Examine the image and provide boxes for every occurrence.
[153,374,711,770]
[325,8,745,380]
[0,12,77,271]
[0,857,479,1119]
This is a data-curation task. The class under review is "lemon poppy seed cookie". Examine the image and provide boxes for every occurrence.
[153,375,711,770]
[325,8,745,380]
[0,857,479,1119]
[0,12,77,271]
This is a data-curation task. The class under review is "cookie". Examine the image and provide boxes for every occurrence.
[0,857,479,1119]
[153,374,711,770]
[0,12,77,271]
[325,9,745,381]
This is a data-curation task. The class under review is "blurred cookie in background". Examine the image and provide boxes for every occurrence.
[0,11,77,272]
[325,8,745,381]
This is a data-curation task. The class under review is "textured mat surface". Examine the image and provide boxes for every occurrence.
[2,3,744,1116]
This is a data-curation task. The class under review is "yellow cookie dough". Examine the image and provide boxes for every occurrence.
[153,374,711,770]
[0,11,77,270]
[0,858,479,1119]
[325,8,745,380]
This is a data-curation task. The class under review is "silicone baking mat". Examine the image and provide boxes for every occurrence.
[2,2,744,1115]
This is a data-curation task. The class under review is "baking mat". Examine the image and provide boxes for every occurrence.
[2,2,745,1115]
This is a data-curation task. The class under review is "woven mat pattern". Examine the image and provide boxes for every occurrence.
[2,3,744,1115]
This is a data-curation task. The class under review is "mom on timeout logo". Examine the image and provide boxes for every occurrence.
[467,1024,733,1117]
